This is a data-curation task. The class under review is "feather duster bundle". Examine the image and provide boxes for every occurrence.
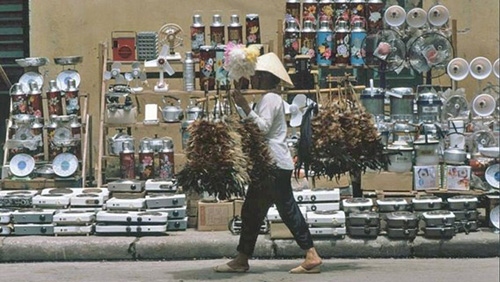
[224,42,260,81]
[177,119,249,200]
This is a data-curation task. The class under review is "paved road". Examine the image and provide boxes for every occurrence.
[0,258,498,282]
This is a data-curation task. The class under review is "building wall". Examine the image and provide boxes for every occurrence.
[29,0,499,171]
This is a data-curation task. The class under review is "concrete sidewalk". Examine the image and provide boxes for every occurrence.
[0,228,498,262]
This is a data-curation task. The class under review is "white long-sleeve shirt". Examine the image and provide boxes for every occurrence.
[245,92,295,170]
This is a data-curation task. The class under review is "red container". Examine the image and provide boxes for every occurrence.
[10,83,27,115]
[27,82,43,118]
[47,80,63,116]
[210,14,225,47]
[159,150,175,180]
[366,0,384,32]
[120,141,136,180]
[227,14,243,44]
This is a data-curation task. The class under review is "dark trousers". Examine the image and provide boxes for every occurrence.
[237,169,314,256]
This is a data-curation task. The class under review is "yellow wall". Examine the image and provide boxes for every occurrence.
[29,0,499,173]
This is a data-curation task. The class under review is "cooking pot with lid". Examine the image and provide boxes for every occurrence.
[108,129,134,156]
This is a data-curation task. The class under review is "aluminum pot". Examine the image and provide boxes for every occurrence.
[36,164,55,179]
[443,147,467,165]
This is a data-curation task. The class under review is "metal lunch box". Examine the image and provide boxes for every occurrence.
[347,226,379,238]
[412,196,443,211]
[342,198,374,213]
[446,195,478,210]
[423,226,455,239]
[422,210,455,227]
[347,211,380,227]
[385,211,419,229]
[454,220,479,234]
[386,227,418,239]
[452,210,479,221]
[376,198,411,212]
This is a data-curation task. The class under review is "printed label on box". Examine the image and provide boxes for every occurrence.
[445,165,471,190]
[414,165,440,190]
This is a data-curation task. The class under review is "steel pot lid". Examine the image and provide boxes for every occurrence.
[447,195,478,203]
[412,196,442,203]
[376,198,407,205]
[36,164,55,175]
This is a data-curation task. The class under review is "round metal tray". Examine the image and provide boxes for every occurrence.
[15,57,49,67]
[53,56,83,65]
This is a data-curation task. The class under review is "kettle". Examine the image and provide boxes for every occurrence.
[161,95,184,123]
[186,97,203,121]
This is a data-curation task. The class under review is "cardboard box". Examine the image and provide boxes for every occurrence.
[197,201,234,231]
[443,165,471,191]
[270,222,294,239]
[361,171,413,192]
[414,165,440,190]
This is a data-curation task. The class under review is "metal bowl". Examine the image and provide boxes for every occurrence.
[15,57,49,67]
[54,56,83,65]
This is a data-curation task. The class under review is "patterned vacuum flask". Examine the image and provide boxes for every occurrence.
[283,19,300,67]
[334,20,351,66]
[47,80,63,116]
[366,0,384,32]
[227,14,243,44]
[210,14,225,47]
[158,139,175,180]
[316,20,333,66]
[190,14,205,59]
[138,140,155,180]
[245,13,261,45]
[120,140,136,180]
[350,19,367,67]
[334,0,350,25]
[198,45,216,91]
[27,81,43,118]
[302,0,318,30]
[9,83,27,115]
[65,79,80,116]
[301,20,317,65]
[319,0,335,29]
[286,0,301,26]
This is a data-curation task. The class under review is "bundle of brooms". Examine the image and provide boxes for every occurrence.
[177,43,275,200]
[296,81,389,181]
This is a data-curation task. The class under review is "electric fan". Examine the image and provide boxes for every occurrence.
[361,29,406,73]
[145,44,175,93]
[408,32,453,78]
[103,62,126,84]
[442,94,469,120]
[471,93,496,117]
[124,62,147,93]
[447,58,469,81]
[427,4,450,28]
[469,57,492,80]
[283,94,315,127]
[158,23,184,61]
[471,130,496,152]
[384,5,406,28]
[493,58,499,79]
[406,7,427,29]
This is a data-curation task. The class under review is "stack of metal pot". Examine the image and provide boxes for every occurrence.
[447,195,479,234]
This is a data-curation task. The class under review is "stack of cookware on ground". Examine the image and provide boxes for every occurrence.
[342,198,379,238]
[376,198,418,240]
[447,195,480,234]
[413,195,455,239]
[0,190,41,235]
[295,189,345,237]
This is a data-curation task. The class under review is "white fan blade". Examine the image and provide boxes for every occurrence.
[283,101,291,114]
[131,61,141,69]
[159,44,169,57]
[163,61,175,76]
[289,111,303,127]
[115,74,126,84]
[145,59,158,68]
[292,94,307,108]
[111,62,122,70]
[103,71,112,81]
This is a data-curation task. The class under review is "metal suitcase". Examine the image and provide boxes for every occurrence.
[412,196,442,211]
[306,210,346,227]
[452,210,478,221]
[167,217,188,231]
[422,210,455,227]
[54,225,94,236]
[455,220,479,234]
[13,224,54,235]
[347,226,379,238]
[145,194,186,208]
[447,195,478,210]
[347,211,380,227]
